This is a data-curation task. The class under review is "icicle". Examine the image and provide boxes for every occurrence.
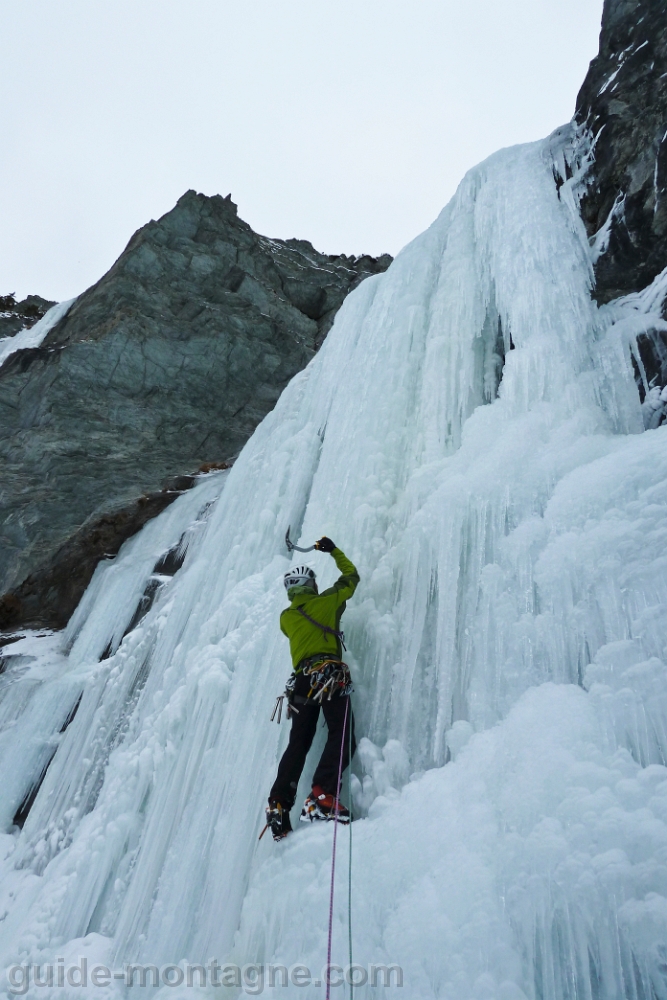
[0,132,667,1000]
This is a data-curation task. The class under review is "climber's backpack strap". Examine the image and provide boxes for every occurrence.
[295,607,347,650]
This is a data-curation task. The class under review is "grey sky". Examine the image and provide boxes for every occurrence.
[2,0,603,302]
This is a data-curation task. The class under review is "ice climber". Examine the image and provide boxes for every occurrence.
[265,537,359,841]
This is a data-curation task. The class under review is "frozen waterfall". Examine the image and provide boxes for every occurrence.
[2,125,667,999]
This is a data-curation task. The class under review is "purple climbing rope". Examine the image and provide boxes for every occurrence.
[325,697,350,1000]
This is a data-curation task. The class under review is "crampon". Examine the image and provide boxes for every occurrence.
[300,786,351,824]
[259,801,293,841]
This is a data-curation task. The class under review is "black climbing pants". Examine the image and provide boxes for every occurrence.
[269,671,356,809]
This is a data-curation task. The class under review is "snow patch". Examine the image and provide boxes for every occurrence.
[0,299,76,368]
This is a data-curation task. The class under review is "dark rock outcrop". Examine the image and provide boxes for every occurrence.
[0,294,55,339]
[0,486,194,632]
[576,0,667,304]
[0,191,391,630]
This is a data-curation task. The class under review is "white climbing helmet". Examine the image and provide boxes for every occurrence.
[284,565,317,591]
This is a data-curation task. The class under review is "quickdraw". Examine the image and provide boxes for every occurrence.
[303,658,353,703]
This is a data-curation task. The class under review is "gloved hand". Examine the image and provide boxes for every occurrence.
[315,536,336,553]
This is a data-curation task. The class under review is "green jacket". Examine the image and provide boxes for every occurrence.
[281,548,360,668]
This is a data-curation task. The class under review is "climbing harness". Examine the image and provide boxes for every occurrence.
[270,658,352,722]
[295,606,347,651]
[302,658,352,702]
[285,526,316,553]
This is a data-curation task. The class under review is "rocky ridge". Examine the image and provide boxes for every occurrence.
[575,0,667,393]
[0,192,391,630]
[6,0,666,633]
[575,0,667,304]
[0,294,55,339]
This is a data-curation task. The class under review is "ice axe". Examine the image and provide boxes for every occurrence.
[285,526,317,554]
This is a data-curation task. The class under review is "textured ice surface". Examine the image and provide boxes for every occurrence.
[0,299,75,368]
[2,127,667,998]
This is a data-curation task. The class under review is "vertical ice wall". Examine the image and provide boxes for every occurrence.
[2,125,667,998]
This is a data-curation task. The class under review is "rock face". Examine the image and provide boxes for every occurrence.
[0,294,55,339]
[576,0,667,304]
[0,191,391,630]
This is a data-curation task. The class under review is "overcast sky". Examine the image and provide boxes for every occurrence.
[2,0,604,303]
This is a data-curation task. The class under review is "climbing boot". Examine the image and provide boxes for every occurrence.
[265,801,293,841]
[300,785,351,824]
